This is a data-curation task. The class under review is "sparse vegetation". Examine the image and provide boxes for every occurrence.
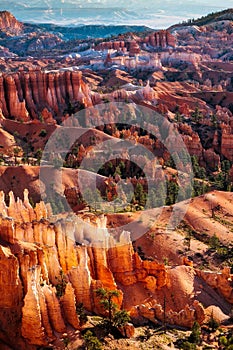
[176,9,233,27]
[1,8,233,350]
[55,270,67,299]
[82,330,102,350]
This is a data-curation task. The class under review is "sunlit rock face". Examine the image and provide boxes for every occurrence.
[0,189,232,348]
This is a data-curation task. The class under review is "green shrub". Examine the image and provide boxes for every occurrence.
[181,341,196,350]
[83,330,102,350]
[113,310,130,328]
[219,336,228,346]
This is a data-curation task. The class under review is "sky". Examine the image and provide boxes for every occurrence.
[0,0,232,27]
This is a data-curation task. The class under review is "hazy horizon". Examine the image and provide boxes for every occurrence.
[0,0,232,28]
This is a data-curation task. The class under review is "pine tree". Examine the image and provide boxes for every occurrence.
[95,288,119,326]
[95,288,130,331]
[188,321,201,345]
[134,183,147,207]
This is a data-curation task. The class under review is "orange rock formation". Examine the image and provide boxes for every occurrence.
[1,189,227,348]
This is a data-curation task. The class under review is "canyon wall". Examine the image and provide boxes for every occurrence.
[0,70,93,122]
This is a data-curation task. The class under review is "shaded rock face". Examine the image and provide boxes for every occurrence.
[0,70,92,122]
[0,189,226,348]
[0,45,17,58]
[0,11,23,36]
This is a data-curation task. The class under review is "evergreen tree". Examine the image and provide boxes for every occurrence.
[13,147,21,166]
[35,148,43,165]
[207,311,219,332]
[95,288,119,326]
[114,165,122,177]
[191,107,203,123]
[188,321,201,345]
[166,181,179,205]
[134,183,147,207]
[95,288,130,332]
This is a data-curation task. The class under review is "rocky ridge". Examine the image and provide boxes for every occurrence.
[0,11,23,36]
